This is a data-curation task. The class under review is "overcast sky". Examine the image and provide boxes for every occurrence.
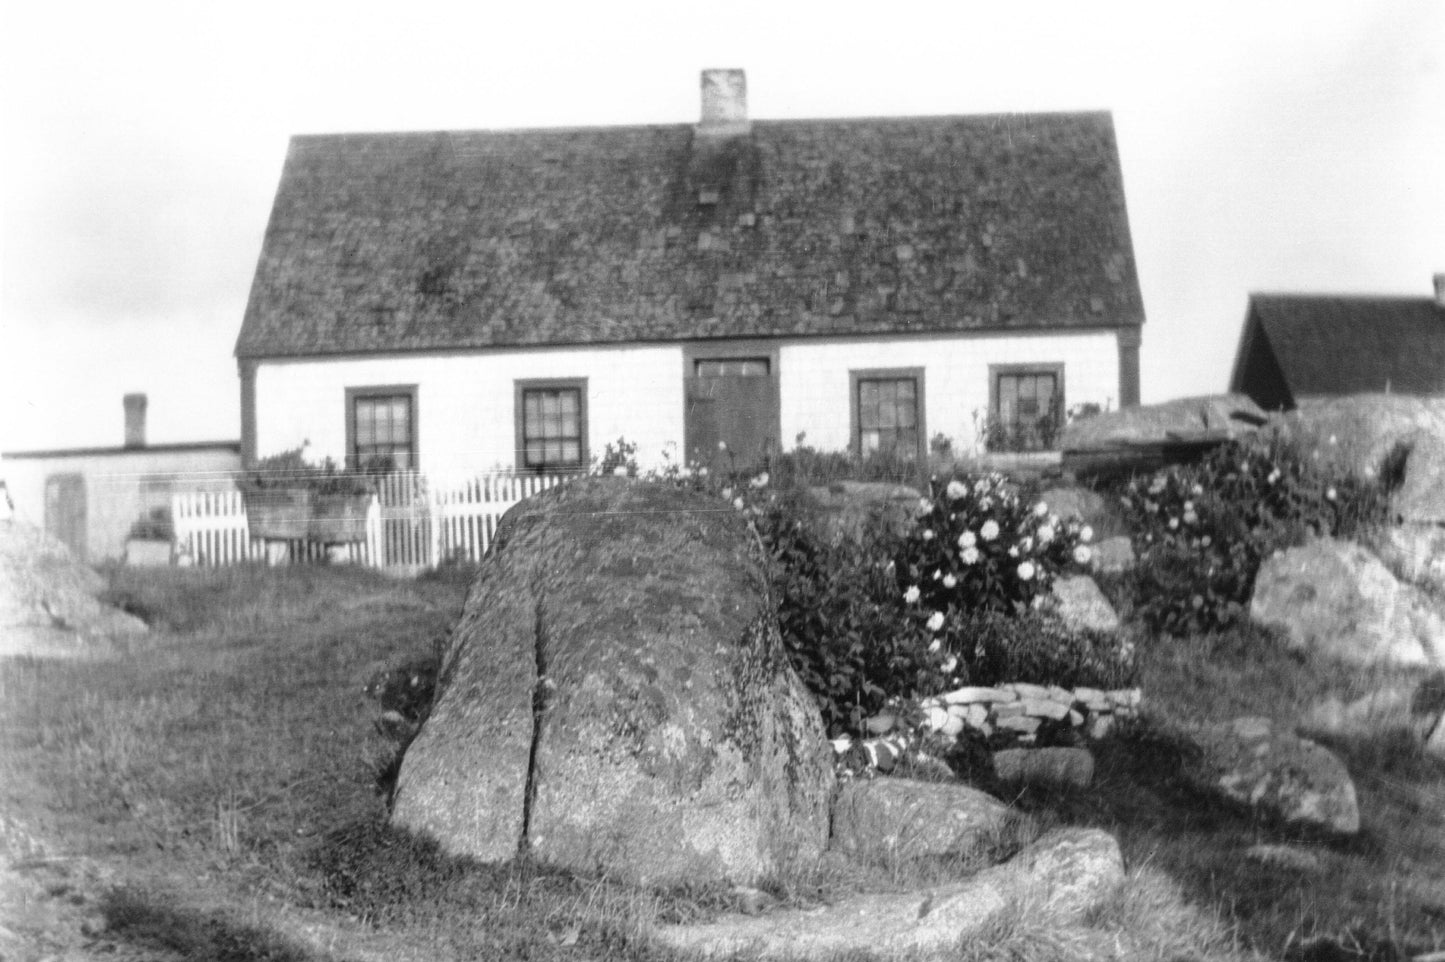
[3,0,1442,454]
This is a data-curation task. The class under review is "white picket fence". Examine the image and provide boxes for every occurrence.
[171,472,564,572]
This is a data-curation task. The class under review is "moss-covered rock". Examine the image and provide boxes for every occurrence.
[391,477,834,886]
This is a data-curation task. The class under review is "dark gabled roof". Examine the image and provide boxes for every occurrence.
[1231,294,1445,406]
[236,111,1145,360]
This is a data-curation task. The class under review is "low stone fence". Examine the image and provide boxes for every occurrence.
[834,683,1142,772]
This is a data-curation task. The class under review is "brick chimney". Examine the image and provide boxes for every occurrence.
[698,69,749,136]
[1434,272,1445,309]
[123,393,147,448]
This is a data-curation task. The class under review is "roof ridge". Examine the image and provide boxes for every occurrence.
[286,109,1116,143]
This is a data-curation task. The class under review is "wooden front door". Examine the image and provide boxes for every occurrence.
[44,473,87,561]
[684,357,780,476]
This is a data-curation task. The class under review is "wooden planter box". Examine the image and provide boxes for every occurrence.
[308,493,371,545]
[242,489,311,541]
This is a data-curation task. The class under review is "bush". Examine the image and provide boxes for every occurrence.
[751,490,932,735]
[898,473,1092,621]
[1118,430,1390,634]
[238,446,383,496]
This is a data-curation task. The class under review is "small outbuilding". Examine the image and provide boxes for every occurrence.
[1229,274,1445,412]
[1,395,239,562]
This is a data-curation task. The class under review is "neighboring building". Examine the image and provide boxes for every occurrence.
[236,70,1146,476]
[1,395,240,561]
[1230,274,1445,411]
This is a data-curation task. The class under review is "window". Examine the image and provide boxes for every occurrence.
[515,378,588,473]
[346,386,417,470]
[850,368,926,462]
[694,357,770,377]
[989,364,1064,452]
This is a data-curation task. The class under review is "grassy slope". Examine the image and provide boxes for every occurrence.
[2,564,1441,960]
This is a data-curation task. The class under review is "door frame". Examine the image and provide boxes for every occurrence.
[682,339,783,467]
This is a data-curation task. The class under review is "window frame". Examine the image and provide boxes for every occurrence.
[988,363,1066,451]
[345,384,419,471]
[514,377,589,475]
[848,367,927,462]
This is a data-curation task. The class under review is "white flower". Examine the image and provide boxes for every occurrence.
[1267,468,1281,484]
[917,498,934,517]
[1183,500,1194,512]
[922,529,935,541]
[1329,434,1338,446]
[932,569,942,580]
[1192,484,1204,496]
[927,611,945,632]
[942,574,957,589]
[1008,546,1019,558]
[1080,525,1093,543]
[732,496,745,510]
[980,520,1000,541]
[928,637,942,652]
[979,497,993,511]
[1168,517,1179,530]
[718,441,728,451]
[1201,535,1212,547]
[749,472,769,488]
[960,546,980,565]
[1183,511,1198,525]
[1037,525,1054,544]
[941,655,958,673]
[1326,487,1337,501]
[946,480,968,500]
[721,487,733,499]
[903,585,921,604]
[1018,535,1034,553]
[1033,501,1048,517]
[1017,561,1036,581]
[958,530,977,549]
[1074,545,1092,565]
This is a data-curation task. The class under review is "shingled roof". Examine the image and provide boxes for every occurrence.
[236,111,1144,360]
[1230,294,1445,410]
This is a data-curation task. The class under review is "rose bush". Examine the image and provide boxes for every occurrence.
[1118,430,1391,634]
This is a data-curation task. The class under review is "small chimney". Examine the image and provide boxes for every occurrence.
[123,393,147,448]
[699,69,749,136]
[1434,272,1445,309]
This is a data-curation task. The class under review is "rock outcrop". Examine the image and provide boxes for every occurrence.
[391,478,834,887]
[1183,716,1359,835]
[653,828,1123,959]
[1045,574,1121,635]
[830,778,1011,866]
[1062,394,1268,451]
[0,520,146,657]
[1250,538,1444,669]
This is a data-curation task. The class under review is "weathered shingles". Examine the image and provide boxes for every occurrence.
[1251,295,1445,397]
[236,113,1145,359]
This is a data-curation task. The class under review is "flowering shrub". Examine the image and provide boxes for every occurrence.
[1119,430,1390,634]
[899,473,1093,621]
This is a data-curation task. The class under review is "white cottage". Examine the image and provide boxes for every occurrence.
[235,70,1145,477]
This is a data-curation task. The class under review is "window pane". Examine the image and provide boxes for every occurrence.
[526,440,544,465]
[561,441,580,463]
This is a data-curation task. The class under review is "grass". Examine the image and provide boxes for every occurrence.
[3,562,1442,960]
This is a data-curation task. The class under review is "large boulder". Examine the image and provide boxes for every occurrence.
[1374,524,1445,596]
[1183,716,1359,835]
[0,520,146,656]
[1250,538,1444,669]
[1062,394,1268,451]
[391,478,834,887]
[829,777,1011,866]
[1393,431,1445,524]
[1275,394,1445,479]
[1045,574,1121,635]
